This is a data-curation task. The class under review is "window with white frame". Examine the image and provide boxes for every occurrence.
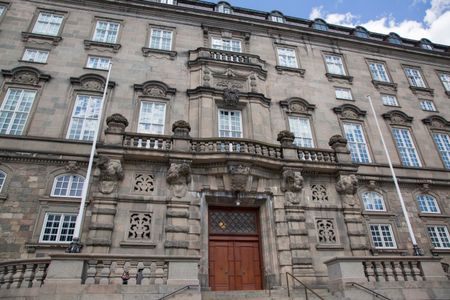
[277,47,298,68]
[157,0,174,4]
[392,128,421,167]
[433,133,450,169]
[32,12,63,36]
[211,37,241,52]
[40,213,77,243]
[369,62,390,82]
[288,116,314,148]
[93,20,120,44]
[218,109,242,138]
[67,95,102,141]
[138,101,166,134]
[370,224,397,248]
[419,100,436,111]
[0,171,6,193]
[0,5,5,17]
[335,87,353,100]
[149,28,173,51]
[343,122,371,163]
[0,88,37,135]
[324,54,346,75]
[404,67,426,88]
[22,49,49,63]
[439,73,450,91]
[427,226,450,249]
[416,194,440,213]
[381,94,399,106]
[86,56,111,70]
[51,174,85,198]
[217,4,232,14]
[270,15,284,23]
[362,192,386,211]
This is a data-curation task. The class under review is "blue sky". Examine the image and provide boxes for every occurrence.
[218,0,450,44]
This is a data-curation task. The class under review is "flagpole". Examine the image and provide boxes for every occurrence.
[67,62,113,253]
[366,95,422,256]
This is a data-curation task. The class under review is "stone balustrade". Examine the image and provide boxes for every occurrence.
[297,148,336,163]
[123,133,173,150]
[362,259,424,282]
[0,258,50,289]
[189,47,266,68]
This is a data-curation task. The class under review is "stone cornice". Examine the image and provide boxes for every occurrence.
[186,86,271,106]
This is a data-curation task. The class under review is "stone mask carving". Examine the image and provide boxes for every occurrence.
[223,88,240,107]
[281,170,303,205]
[336,174,358,207]
[95,156,124,194]
[166,163,191,199]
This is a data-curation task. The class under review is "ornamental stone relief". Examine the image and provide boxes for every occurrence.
[13,71,39,85]
[316,219,337,244]
[95,156,124,194]
[311,184,328,201]
[133,173,154,193]
[281,169,303,205]
[143,87,165,98]
[336,174,359,207]
[128,213,152,240]
[166,162,191,199]
[228,164,251,191]
[81,79,104,92]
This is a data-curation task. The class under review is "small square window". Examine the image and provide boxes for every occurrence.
[270,15,284,23]
[217,4,232,14]
[93,20,120,44]
[325,54,346,75]
[370,224,397,248]
[277,48,298,68]
[32,12,64,36]
[149,28,173,51]
[40,213,77,243]
[158,0,174,4]
[335,87,353,100]
[420,100,436,111]
[22,49,49,63]
[86,56,111,70]
[381,94,399,106]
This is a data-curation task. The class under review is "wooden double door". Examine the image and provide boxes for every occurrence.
[208,208,262,291]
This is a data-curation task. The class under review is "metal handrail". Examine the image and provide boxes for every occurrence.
[157,285,198,300]
[285,272,324,300]
[348,282,391,300]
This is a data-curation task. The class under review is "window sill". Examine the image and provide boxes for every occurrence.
[372,80,397,91]
[409,86,434,96]
[370,248,408,256]
[83,67,108,72]
[18,60,47,65]
[336,97,355,101]
[142,47,177,59]
[418,213,450,218]
[21,32,62,45]
[25,242,69,253]
[120,241,157,248]
[84,40,121,52]
[275,65,305,77]
[362,211,396,217]
[325,73,353,83]
[431,248,450,255]
[39,196,84,204]
[316,244,344,250]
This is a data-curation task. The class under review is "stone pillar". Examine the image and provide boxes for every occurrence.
[277,130,298,160]
[104,113,128,146]
[171,120,192,152]
[329,134,352,164]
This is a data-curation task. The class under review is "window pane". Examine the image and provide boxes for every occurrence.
[433,133,450,169]
[362,192,385,211]
[439,73,450,91]
[150,29,173,50]
[32,12,63,36]
[428,226,450,249]
[335,88,353,100]
[67,95,102,141]
[381,94,398,106]
[93,21,119,43]
[22,49,49,63]
[211,37,241,52]
[416,194,439,213]
[87,56,111,70]
[405,68,426,88]
[41,213,76,243]
[0,171,6,193]
[289,116,314,147]
[0,88,37,135]
[392,128,421,167]
[419,100,436,111]
[218,110,242,138]
[138,101,166,134]
[369,62,389,82]
[277,48,297,68]
[325,55,345,75]
[343,123,371,163]
[370,224,396,248]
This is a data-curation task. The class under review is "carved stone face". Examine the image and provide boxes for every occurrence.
[171,177,188,198]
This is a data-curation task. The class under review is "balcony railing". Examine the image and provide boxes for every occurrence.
[297,148,336,163]
[123,133,172,150]
[363,258,424,282]
[0,258,50,289]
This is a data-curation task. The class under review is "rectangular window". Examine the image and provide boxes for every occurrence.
[0,5,6,17]
[218,109,242,138]
[439,73,450,91]
[270,15,284,23]
[324,54,346,75]
[40,213,76,243]
[149,28,173,51]
[369,62,390,82]
[404,67,426,88]
[138,101,166,134]
[381,94,399,106]
[32,12,63,36]
[277,48,298,68]
[211,37,241,52]
[343,123,371,163]
[288,116,314,148]
[420,100,436,111]
[86,56,111,70]
[93,20,120,44]
[0,88,37,135]
[427,226,450,249]
[392,128,421,167]
[217,5,231,14]
[67,95,102,141]
[370,224,397,248]
[158,0,174,4]
[433,133,450,169]
[22,49,49,63]
[335,87,353,100]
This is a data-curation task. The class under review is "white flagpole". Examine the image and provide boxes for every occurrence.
[67,63,113,253]
[366,95,421,256]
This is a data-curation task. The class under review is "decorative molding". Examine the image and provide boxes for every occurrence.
[2,66,51,85]
[333,104,367,120]
[409,85,434,97]
[187,86,271,107]
[70,73,115,91]
[84,40,121,52]
[280,97,315,115]
[141,47,177,59]
[21,32,62,45]
[371,80,398,92]
[134,80,176,98]
[325,73,354,84]
[275,65,306,77]
[382,110,413,125]
[422,115,450,131]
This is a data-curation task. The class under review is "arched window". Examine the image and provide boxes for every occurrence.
[216,1,232,14]
[269,11,284,23]
[386,32,402,45]
[0,170,6,193]
[353,26,369,38]
[51,174,85,198]
[419,38,433,50]
[312,19,328,31]
[416,194,440,213]
[362,192,386,211]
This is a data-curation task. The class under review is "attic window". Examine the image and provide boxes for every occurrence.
[312,19,328,31]
[419,38,433,50]
[217,2,232,14]
[354,26,369,38]
[387,33,402,45]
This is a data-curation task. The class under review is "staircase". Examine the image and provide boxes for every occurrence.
[201,288,334,300]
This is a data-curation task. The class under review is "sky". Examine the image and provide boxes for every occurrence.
[220,0,450,45]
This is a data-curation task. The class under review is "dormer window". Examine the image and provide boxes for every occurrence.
[353,26,369,38]
[312,19,328,31]
[386,32,402,45]
[217,2,232,14]
[157,0,174,4]
[419,38,433,50]
[269,11,284,23]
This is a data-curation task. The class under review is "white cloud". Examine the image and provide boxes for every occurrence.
[308,0,450,45]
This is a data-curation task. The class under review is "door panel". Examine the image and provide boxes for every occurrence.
[235,241,262,290]
[209,241,235,291]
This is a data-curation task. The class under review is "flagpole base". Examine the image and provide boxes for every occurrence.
[413,244,424,256]
[66,237,83,253]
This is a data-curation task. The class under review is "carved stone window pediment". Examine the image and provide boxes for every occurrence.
[134,81,176,99]
[70,74,115,92]
[2,66,51,86]
[382,110,413,126]
[333,104,367,120]
[280,97,315,115]
[422,115,450,131]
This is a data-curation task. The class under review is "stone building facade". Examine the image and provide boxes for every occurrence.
[0,0,449,299]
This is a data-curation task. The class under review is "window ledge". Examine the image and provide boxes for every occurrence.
[336,97,355,101]
[18,60,47,65]
[316,244,344,250]
[142,47,177,59]
[370,248,408,256]
[83,67,108,72]
[372,80,397,91]
[362,211,396,217]
[275,65,305,77]
[431,248,450,255]
[418,213,450,218]
[39,196,84,204]
[120,241,157,248]
[25,242,68,253]
[409,86,434,96]
[21,32,62,45]
[325,73,353,83]
[84,40,121,52]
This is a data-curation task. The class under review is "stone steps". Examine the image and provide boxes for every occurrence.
[201,288,333,300]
